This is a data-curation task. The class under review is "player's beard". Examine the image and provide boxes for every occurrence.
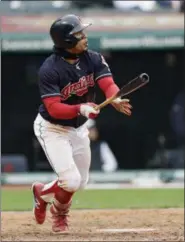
[83,42,88,51]
[72,41,88,54]
[53,46,83,60]
[53,38,88,59]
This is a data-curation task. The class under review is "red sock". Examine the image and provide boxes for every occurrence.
[55,188,74,204]
[40,180,74,204]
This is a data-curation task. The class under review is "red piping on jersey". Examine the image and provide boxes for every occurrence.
[98,76,119,98]
[43,96,80,119]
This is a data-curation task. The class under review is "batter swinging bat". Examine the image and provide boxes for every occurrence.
[96,73,149,110]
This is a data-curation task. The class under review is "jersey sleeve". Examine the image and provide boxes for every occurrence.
[38,67,61,99]
[91,52,112,82]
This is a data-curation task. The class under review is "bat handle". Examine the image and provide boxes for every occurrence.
[95,95,117,110]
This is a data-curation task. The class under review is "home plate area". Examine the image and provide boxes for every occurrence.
[2,209,184,241]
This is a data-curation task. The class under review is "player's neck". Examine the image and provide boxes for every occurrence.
[65,49,80,64]
[64,58,79,64]
[53,46,80,62]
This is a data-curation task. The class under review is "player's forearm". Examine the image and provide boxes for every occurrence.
[98,76,119,98]
[48,103,79,119]
[43,96,80,119]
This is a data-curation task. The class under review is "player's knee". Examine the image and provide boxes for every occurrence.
[58,167,81,192]
[79,175,89,190]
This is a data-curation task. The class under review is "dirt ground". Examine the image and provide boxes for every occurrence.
[1,208,184,241]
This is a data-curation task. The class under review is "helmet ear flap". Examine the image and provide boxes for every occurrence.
[65,39,73,44]
[63,35,79,49]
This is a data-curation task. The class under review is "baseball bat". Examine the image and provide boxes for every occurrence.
[95,73,149,110]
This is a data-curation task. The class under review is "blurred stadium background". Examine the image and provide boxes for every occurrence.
[1,0,184,188]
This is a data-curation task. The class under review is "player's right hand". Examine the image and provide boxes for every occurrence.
[79,103,100,119]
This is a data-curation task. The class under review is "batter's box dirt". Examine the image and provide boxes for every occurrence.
[1,209,184,241]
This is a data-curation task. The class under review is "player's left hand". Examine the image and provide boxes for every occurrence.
[112,98,132,116]
[79,102,100,119]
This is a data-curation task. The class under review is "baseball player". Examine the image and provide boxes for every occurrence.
[32,14,132,233]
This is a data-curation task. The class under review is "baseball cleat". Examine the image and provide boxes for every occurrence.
[50,204,69,232]
[32,182,48,224]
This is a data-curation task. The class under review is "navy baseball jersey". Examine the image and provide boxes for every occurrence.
[38,50,112,127]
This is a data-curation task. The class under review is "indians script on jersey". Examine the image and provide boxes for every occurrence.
[61,73,95,100]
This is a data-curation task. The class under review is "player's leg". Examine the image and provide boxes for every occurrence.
[72,126,91,190]
[32,114,81,231]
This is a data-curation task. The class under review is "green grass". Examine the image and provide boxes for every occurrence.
[1,188,184,211]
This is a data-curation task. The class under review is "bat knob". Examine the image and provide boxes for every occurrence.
[140,73,149,82]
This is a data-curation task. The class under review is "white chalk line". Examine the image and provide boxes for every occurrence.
[97,228,157,233]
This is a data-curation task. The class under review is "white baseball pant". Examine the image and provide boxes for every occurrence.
[33,114,91,192]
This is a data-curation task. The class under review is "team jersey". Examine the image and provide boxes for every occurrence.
[38,50,112,127]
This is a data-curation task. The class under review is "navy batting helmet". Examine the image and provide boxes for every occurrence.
[50,14,92,49]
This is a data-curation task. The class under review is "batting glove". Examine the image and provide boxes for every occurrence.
[112,98,132,116]
[79,103,100,119]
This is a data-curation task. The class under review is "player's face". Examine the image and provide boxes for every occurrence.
[72,31,88,53]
